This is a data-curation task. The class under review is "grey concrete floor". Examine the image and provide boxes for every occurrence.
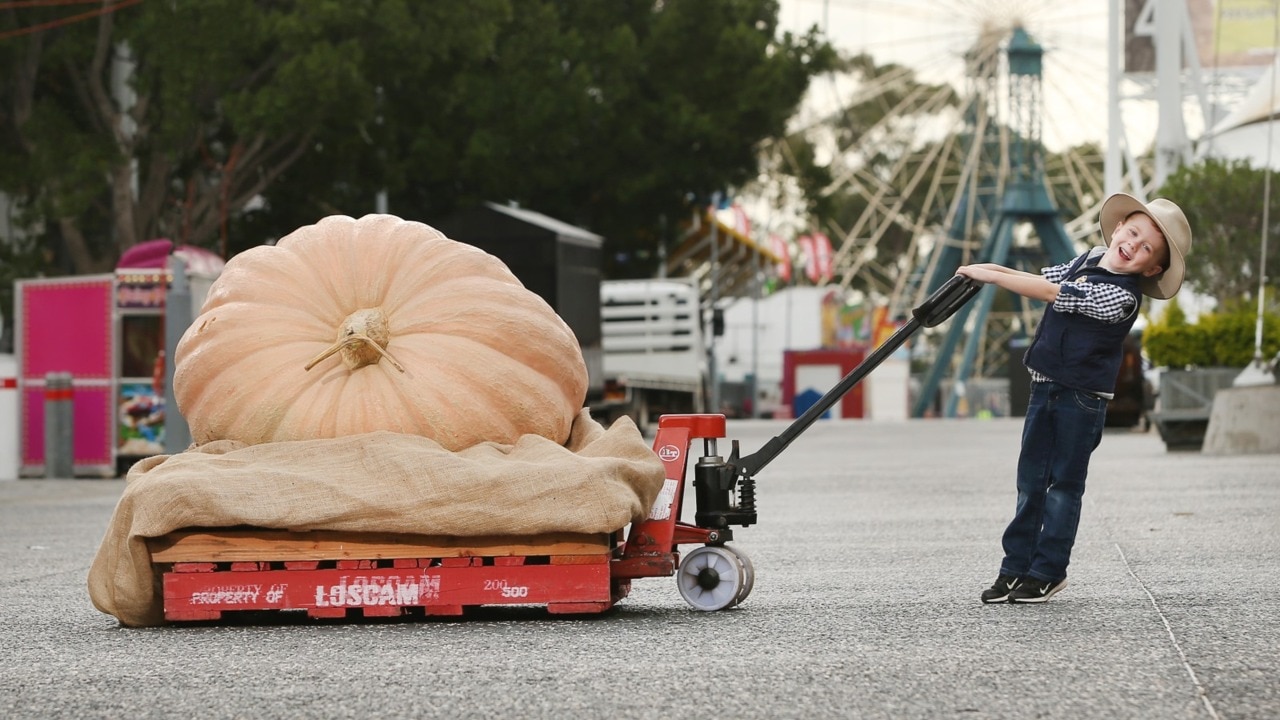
[1,418,1276,719]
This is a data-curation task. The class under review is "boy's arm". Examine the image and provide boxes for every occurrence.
[957,263,1059,302]
[961,263,1044,281]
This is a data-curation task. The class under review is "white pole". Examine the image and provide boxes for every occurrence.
[751,260,760,418]
[1234,2,1279,387]
[1258,52,1275,370]
[1154,0,1189,187]
[708,194,721,414]
[1106,0,1123,194]
[1259,6,1280,369]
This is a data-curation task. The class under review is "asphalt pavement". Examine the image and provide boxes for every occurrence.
[1,418,1276,720]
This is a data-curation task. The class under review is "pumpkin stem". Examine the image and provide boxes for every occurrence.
[304,308,405,373]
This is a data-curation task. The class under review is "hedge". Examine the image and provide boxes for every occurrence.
[1144,305,1280,368]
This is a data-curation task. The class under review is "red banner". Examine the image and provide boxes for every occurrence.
[796,233,833,283]
[811,232,833,282]
[796,235,816,282]
[769,234,792,282]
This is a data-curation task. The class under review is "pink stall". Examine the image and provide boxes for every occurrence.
[15,241,223,477]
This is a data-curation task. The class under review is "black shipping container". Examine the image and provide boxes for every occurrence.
[434,202,604,398]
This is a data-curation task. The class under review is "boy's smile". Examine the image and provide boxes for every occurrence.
[1101,212,1167,278]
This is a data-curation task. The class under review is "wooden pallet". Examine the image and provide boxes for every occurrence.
[149,528,628,622]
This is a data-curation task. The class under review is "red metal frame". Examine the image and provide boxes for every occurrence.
[612,414,727,580]
[156,413,728,622]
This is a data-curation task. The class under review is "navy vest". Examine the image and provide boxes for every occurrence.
[1023,252,1142,395]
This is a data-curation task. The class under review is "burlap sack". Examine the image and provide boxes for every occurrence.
[88,411,664,627]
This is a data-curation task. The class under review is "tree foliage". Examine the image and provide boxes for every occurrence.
[0,0,834,285]
[2,0,514,271]
[1157,157,1280,305]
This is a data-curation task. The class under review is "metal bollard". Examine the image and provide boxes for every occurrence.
[43,372,74,478]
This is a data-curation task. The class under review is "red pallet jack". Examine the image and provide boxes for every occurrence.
[152,276,980,622]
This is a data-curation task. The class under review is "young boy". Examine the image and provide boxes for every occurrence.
[957,192,1192,604]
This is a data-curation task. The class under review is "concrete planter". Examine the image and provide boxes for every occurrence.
[1203,384,1280,455]
[1147,368,1241,451]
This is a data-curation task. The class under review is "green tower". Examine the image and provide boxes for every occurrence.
[912,26,1078,418]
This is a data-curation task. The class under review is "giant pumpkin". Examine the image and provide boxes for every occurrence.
[173,214,588,451]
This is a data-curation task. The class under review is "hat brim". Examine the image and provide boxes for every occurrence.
[1099,193,1186,300]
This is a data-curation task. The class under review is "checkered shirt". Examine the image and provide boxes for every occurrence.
[1026,247,1138,397]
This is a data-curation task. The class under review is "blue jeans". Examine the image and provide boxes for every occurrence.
[999,381,1107,583]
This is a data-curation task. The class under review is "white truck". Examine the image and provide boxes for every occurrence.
[595,278,706,433]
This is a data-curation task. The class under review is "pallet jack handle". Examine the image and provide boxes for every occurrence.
[728,274,982,480]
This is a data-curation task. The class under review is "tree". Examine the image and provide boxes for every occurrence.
[1,0,510,271]
[1,0,832,280]
[250,0,836,277]
[1,1,833,351]
[1158,157,1280,306]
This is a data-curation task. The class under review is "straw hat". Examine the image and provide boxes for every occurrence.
[1099,193,1192,299]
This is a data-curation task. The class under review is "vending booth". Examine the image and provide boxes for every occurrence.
[15,241,223,477]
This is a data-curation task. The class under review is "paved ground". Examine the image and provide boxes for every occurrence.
[1,418,1276,719]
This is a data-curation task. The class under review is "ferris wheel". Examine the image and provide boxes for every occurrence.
[771,0,1119,301]
[748,1,1136,413]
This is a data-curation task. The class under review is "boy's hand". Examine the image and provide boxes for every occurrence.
[956,264,998,283]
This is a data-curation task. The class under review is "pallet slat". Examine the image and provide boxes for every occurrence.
[147,529,611,563]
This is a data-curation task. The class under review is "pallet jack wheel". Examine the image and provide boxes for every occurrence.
[676,545,748,611]
[725,544,755,606]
